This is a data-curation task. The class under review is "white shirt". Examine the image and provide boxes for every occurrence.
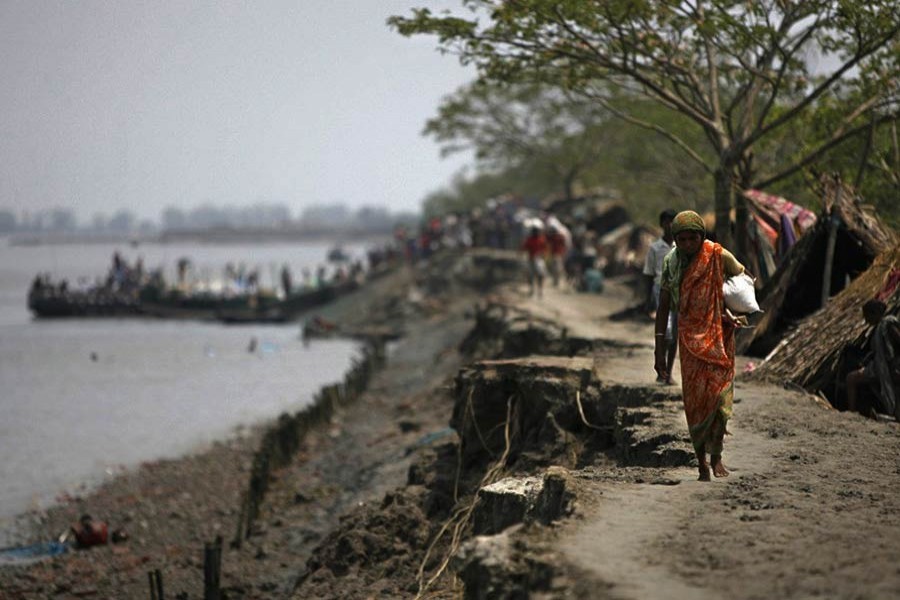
[643,237,675,285]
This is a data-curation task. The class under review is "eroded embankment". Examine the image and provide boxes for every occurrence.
[293,297,696,599]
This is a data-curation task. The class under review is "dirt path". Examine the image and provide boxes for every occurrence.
[509,281,900,599]
[561,393,786,600]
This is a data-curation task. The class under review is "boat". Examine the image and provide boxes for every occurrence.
[27,289,142,318]
[216,278,362,324]
[327,245,350,262]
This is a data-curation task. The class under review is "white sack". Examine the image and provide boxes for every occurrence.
[723,272,761,314]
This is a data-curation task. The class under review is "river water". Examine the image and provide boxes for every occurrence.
[0,239,363,539]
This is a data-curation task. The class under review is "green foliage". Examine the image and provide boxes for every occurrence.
[392,1,900,243]
[424,80,616,199]
[421,93,715,225]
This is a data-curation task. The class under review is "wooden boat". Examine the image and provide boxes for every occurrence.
[326,245,350,262]
[216,279,362,324]
[139,285,283,321]
[27,290,142,318]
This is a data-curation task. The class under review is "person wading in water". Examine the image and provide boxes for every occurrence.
[653,210,746,481]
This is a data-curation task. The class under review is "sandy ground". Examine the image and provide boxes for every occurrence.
[510,283,900,600]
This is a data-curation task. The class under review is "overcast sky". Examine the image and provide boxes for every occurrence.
[0,1,474,221]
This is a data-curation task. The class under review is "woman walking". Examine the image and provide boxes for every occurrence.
[653,211,745,481]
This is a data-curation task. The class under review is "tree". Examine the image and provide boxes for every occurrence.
[353,206,394,231]
[391,1,900,253]
[49,208,77,231]
[161,207,187,231]
[108,209,136,232]
[421,159,566,218]
[299,204,350,229]
[764,92,900,227]
[0,210,16,233]
[425,80,613,200]
[91,212,109,232]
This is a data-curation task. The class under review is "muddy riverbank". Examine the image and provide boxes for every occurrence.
[0,249,521,598]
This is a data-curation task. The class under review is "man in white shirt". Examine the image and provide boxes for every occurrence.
[643,209,677,383]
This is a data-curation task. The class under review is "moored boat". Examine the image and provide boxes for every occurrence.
[27,289,142,318]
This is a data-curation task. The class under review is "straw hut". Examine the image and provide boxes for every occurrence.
[736,176,896,356]
[750,244,900,411]
[543,192,632,238]
[596,222,657,277]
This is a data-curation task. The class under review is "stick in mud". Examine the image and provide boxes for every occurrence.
[204,536,223,600]
[148,568,164,600]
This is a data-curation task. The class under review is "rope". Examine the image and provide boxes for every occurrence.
[575,390,614,430]
[415,396,515,599]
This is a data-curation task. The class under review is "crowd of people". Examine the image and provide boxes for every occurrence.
[29,251,149,305]
[392,195,617,296]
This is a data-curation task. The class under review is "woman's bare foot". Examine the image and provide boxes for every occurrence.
[697,457,711,481]
[711,455,729,478]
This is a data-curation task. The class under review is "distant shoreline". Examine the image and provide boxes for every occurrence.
[5,228,392,247]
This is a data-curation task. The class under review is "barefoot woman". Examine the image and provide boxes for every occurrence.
[653,211,745,481]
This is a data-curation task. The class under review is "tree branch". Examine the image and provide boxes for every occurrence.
[754,110,899,188]
[589,93,714,174]
[746,22,900,149]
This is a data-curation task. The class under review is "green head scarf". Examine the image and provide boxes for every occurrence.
[670,210,706,237]
[661,210,707,310]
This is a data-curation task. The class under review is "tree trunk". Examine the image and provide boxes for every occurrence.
[713,167,734,250]
[735,155,755,265]
[562,168,578,201]
[734,186,752,265]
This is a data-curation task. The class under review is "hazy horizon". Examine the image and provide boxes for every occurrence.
[0,2,475,222]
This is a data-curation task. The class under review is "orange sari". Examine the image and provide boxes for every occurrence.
[678,240,734,456]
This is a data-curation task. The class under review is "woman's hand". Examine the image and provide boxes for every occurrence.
[723,307,748,329]
[654,342,669,381]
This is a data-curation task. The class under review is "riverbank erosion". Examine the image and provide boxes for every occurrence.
[3,249,900,599]
[293,260,900,599]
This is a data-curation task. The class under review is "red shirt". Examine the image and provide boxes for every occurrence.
[522,234,547,259]
[548,232,567,256]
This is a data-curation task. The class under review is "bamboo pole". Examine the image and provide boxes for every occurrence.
[821,189,842,308]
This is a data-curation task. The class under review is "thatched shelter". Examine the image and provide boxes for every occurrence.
[737,176,896,356]
[543,192,632,238]
[750,244,900,411]
[596,222,657,277]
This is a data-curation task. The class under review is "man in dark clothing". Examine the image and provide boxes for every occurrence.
[846,300,900,417]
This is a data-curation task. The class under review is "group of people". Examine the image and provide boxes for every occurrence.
[520,219,573,298]
[29,251,149,303]
[643,208,898,482]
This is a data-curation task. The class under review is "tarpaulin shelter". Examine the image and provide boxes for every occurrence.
[742,189,818,282]
[737,176,897,356]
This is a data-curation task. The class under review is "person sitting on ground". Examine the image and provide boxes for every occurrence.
[582,259,604,294]
[70,514,108,548]
[846,299,900,418]
[521,226,548,298]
